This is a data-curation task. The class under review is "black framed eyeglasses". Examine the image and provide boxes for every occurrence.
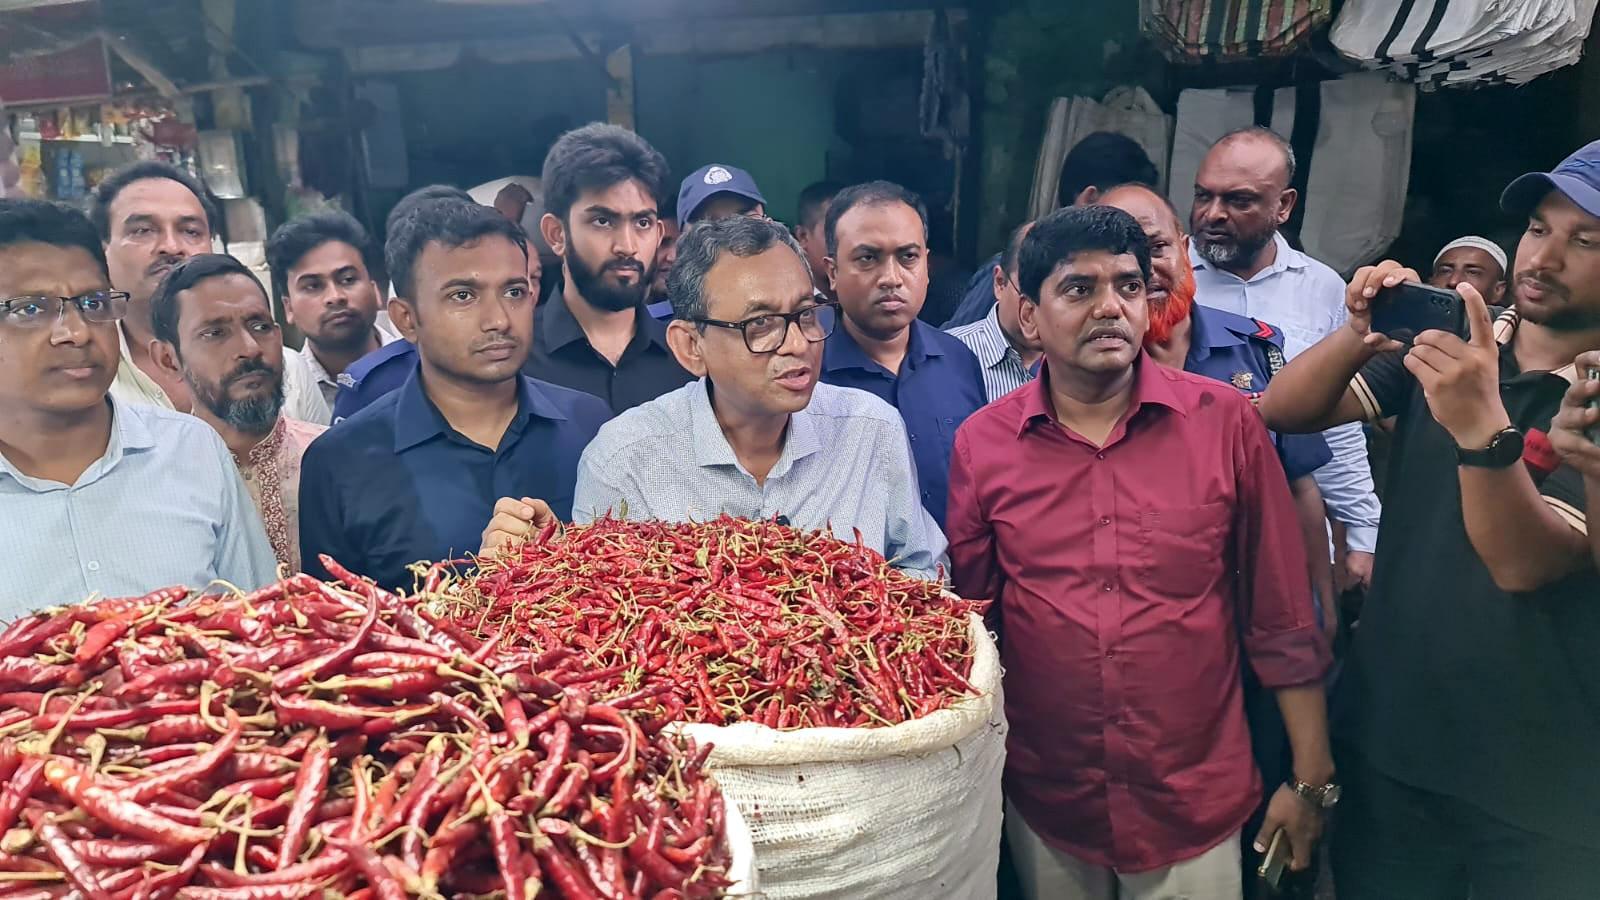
[0,291,131,330]
[695,302,837,354]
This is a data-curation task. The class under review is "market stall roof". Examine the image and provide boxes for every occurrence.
[295,0,968,54]
[0,0,233,101]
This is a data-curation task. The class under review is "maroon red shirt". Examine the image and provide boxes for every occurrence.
[947,356,1329,871]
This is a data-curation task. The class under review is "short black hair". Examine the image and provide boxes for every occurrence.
[0,198,109,276]
[385,185,473,241]
[668,214,808,322]
[823,180,929,257]
[1018,205,1151,302]
[150,253,268,351]
[385,199,528,300]
[266,211,380,301]
[90,160,219,241]
[797,180,843,229]
[1057,132,1159,209]
[540,123,668,223]
[999,220,1033,280]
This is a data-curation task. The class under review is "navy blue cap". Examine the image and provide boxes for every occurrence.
[1501,140,1600,220]
[677,164,765,227]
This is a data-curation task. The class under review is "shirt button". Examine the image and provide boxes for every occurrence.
[910,434,918,442]
[1105,650,1115,659]
[86,561,100,572]
[1098,516,1111,526]
[1102,582,1113,592]
[1096,452,1106,460]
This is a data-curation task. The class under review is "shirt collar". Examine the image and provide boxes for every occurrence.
[541,293,671,355]
[687,378,821,476]
[1014,353,1187,438]
[1491,309,1579,384]
[235,417,287,469]
[1183,304,1246,366]
[304,329,398,388]
[0,395,149,488]
[823,317,944,375]
[391,369,567,452]
[1190,232,1306,282]
[968,306,1012,369]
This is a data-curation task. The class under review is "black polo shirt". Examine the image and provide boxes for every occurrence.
[1337,309,1599,846]
[523,293,693,414]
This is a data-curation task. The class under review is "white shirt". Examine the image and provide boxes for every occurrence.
[1190,233,1383,552]
[110,325,330,424]
[284,326,401,425]
[572,379,949,581]
[0,397,278,616]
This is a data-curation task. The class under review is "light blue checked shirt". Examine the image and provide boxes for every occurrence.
[572,379,949,581]
[0,397,278,617]
[1191,233,1383,552]
[946,303,1035,404]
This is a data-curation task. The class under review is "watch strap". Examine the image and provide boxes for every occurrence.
[1456,426,1523,468]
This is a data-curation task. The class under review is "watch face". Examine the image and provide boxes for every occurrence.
[1322,784,1342,808]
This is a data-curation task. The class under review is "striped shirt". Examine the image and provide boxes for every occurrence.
[946,304,1035,404]
[572,379,948,581]
[0,397,278,617]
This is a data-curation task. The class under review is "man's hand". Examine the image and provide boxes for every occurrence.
[1254,785,1325,872]
[493,183,533,223]
[479,496,557,558]
[1341,549,1374,592]
[1345,260,1416,353]
[1404,283,1512,450]
[1550,351,1600,480]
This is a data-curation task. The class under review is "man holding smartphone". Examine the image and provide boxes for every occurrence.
[1551,349,1600,570]
[1260,141,1600,898]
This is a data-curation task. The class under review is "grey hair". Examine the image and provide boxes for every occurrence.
[1216,126,1296,184]
[666,215,811,322]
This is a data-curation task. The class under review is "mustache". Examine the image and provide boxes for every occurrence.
[223,358,278,389]
[470,334,520,352]
[147,255,183,278]
[1084,325,1132,342]
[604,260,644,275]
[1517,271,1569,299]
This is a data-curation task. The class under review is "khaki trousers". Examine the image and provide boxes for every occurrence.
[1006,800,1243,900]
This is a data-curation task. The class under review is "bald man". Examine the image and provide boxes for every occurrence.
[1188,127,1384,594]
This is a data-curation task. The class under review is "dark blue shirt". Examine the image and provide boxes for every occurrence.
[822,319,987,529]
[331,339,417,423]
[299,369,612,590]
[1183,304,1331,482]
[941,252,1002,329]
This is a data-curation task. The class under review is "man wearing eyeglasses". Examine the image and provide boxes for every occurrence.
[482,215,945,579]
[0,199,276,615]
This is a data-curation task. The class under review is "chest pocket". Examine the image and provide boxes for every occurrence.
[1135,501,1230,598]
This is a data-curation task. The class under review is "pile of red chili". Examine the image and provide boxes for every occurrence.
[0,561,734,900]
[455,516,988,730]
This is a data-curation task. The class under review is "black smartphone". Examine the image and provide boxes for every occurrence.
[1371,282,1467,341]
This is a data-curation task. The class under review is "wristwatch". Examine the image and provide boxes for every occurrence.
[1289,779,1342,810]
[1456,426,1524,468]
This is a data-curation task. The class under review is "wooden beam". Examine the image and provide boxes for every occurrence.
[605,43,634,130]
[97,28,180,98]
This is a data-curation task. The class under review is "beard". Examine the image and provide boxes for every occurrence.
[1514,271,1600,332]
[188,358,283,434]
[1144,250,1198,347]
[567,242,651,313]
[1193,221,1275,271]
